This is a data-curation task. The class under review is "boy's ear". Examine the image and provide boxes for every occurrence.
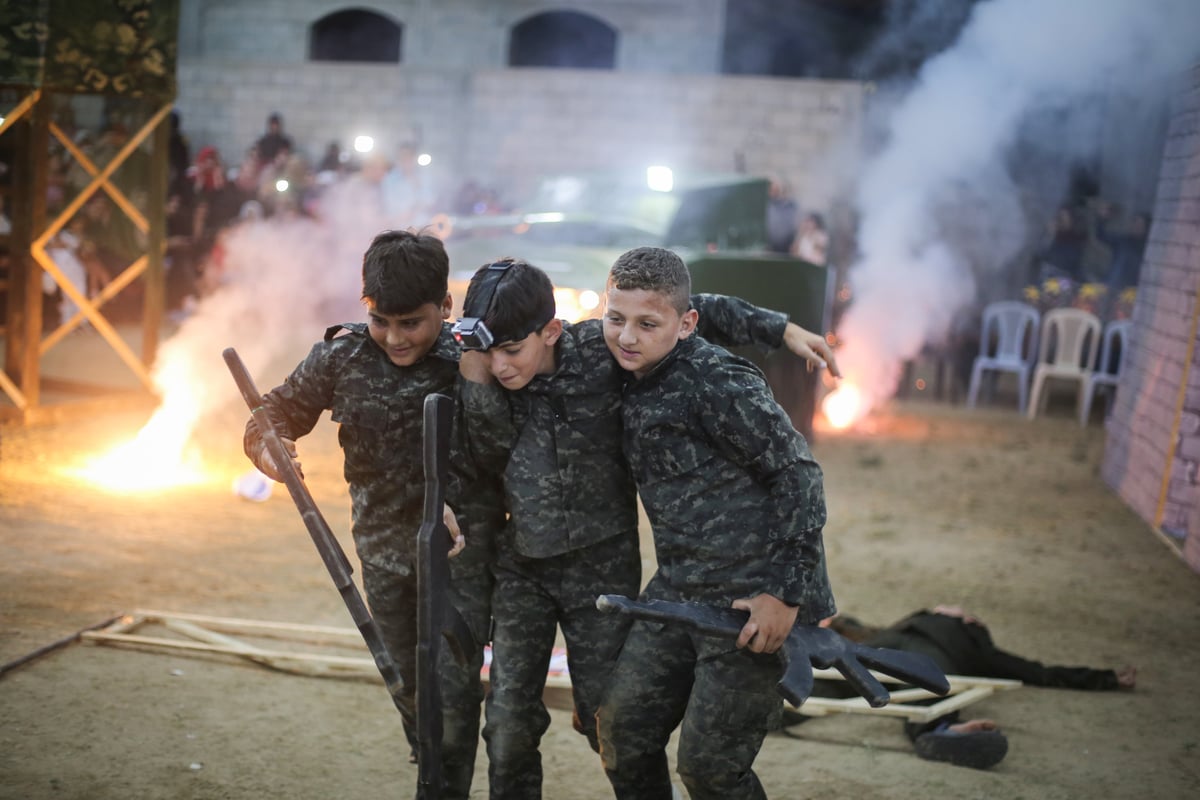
[543,318,564,345]
[440,292,453,320]
[678,308,699,339]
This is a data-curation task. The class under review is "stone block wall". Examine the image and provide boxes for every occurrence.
[174,68,863,215]
[171,1,861,213]
[178,0,723,71]
[1102,64,1200,572]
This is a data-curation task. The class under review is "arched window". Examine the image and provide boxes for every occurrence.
[310,9,402,63]
[509,11,616,69]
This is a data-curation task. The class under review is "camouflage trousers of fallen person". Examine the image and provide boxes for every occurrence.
[483,533,641,800]
[596,614,783,800]
[362,560,490,800]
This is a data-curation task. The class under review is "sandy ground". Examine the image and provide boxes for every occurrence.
[2,364,1200,799]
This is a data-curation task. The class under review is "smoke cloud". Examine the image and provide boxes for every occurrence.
[836,0,1200,414]
[153,179,396,441]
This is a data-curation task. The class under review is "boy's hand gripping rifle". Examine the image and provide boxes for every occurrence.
[596,595,951,708]
[415,393,478,800]
[222,348,414,730]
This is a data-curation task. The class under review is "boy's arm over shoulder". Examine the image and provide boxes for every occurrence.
[692,293,838,376]
[691,293,788,352]
[455,361,519,472]
[447,376,510,587]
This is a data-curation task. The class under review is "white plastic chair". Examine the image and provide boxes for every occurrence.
[1079,319,1132,425]
[1026,308,1102,420]
[966,301,1040,414]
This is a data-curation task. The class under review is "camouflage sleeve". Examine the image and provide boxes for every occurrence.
[446,376,511,580]
[691,293,788,353]
[457,378,518,473]
[696,363,827,607]
[242,342,336,471]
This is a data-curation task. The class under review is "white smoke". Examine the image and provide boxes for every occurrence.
[152,178,399,440]
[837,0,1200,414]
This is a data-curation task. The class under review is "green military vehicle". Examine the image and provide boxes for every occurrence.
[442,169,830,439]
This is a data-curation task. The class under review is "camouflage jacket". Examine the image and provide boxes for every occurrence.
[243,322,502,576]
[461,294,788,560]
[622,334,835,623]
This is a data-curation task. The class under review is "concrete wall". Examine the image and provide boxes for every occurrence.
[172,0,862,213]
[1102,64,1200,572]
[179,0,724,70]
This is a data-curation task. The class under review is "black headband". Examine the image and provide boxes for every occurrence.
[452,262,512,351]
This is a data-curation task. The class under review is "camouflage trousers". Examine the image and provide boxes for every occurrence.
[596,617,783,800]
[362,560,491,800]
[483,533,641,799]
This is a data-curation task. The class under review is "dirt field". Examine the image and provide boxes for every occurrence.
[3,379,1200,799]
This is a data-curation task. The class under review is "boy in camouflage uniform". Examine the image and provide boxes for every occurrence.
[242,229,502,799]
[455,257,835,799]
[595,246,836,800]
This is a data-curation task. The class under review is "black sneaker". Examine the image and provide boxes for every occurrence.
[913,727,1009,769]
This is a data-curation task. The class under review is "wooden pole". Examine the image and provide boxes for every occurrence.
[1154,276,1200,530]
[142,106,170,367]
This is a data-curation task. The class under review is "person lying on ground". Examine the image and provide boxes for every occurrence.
[780,605,1135,769]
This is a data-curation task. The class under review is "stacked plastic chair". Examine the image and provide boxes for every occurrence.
[1079,319,1132,425]
[966,301,1041,415]
[1026,308,1102,420]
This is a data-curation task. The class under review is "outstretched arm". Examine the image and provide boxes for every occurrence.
[691,293,838,376]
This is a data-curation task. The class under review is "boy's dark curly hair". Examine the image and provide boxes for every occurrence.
[607,246,691,314]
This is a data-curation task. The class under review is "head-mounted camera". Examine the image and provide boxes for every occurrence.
[452,262,512,351]
[452,316,494,351]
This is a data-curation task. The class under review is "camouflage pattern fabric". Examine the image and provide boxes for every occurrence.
[243,321,502,799]
[468,294,787,562]
[618,334,834,619]
[1,0,178,97]
[458,294,788,797]
[362,562,487,800]
[597,334,834,798]
[243,321,500,574]
[483,534,641,799]
[597,617,782,800]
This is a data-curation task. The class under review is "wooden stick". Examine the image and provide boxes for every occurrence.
[0,615,122,677]
[81,630,379,672]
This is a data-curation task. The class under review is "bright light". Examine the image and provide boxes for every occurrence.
[646,165,674,192]
[275,179,289,192]
[67,397,207,492]
[353,135,375,153]
[417,152,432,166]
[524,212,565,223]
[553,287,602,323]
[821,383,863,431]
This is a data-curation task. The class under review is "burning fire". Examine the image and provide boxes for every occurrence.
[821,383,864,431]
[68,392,207,493]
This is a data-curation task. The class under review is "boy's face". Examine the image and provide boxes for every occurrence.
[486,319,563,390]
[367,294,452,367]
[603,287,697,378]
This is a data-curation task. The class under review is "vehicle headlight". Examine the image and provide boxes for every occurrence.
[554,287,603,323]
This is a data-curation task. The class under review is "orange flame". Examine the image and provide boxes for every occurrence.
[68,389,207,493]
[821,383,864,431]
